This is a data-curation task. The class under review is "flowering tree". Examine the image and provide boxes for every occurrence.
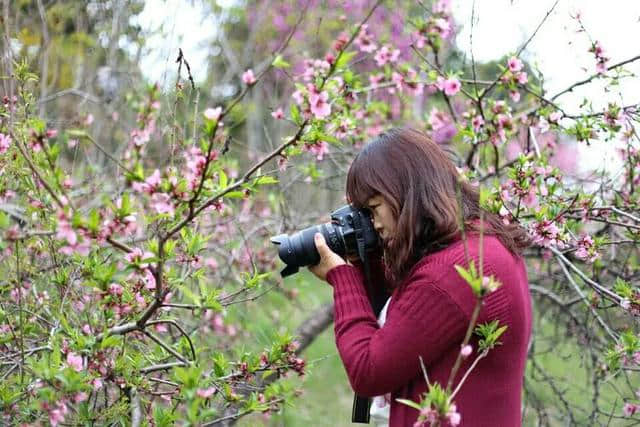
[1,0,640,425]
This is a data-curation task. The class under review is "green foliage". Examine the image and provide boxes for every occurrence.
[474,320,508,352]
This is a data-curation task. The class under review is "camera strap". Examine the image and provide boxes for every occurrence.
[351,213,373,424]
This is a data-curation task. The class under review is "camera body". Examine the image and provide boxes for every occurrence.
[271,204,380,277]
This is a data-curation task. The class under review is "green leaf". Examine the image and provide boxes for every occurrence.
[254,175,278,186]
[87,209,100,232]
[395,398,422,411]
[317,132,341,145]
[219,169,228,189]
[272,54,290,69]
[100,335,123,349]
[334,50,357,70]
[66,129,88,139]
[290,103,302,125]
[224,191,245,198]
[0,212,9,229]
[154,405,178,427]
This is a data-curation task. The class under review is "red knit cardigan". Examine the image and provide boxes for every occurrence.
[326,233,532,427]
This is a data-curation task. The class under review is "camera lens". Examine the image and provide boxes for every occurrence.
[270,223,346,277]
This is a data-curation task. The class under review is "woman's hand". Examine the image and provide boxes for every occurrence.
[308,233,346,282]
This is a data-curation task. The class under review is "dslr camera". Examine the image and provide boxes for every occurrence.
[271,205,380,277]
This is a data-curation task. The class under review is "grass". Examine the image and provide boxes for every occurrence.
[233,270,354,426]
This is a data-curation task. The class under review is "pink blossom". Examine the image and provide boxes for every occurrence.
[0,133,11,154]
[355,24,377,53]
[413,32,428,49]
[596,61,607,74]
[91,378,103,390]
[369,73,385,88]
[507,56,523,72]
[509,90,521,103]
[418,407,438,424]
[538,117,550,134]
[522,188,538,208]
[482,276,501,293]
[226,324,237,336]
[205,257,219,270]
[67,138,78,148]
[302,59,330,81]
[472,115,485,132]
[549,111,563,123]
[292,90,304,105]
[46,129,58,138]
[432,0,451,14]
[374,45,400,67]
[197,387,216,398]
[124,247,154,268]
[446,404,461,426]
[74,392,88,403]
[429,109,447,130]
[309,90,331,119]
[432,18,452,39]
[460,344,472,358]
[620,298,631,310]
[443,77,461,96]
[590,41,609,74]
[59,239,91,256]
[516,72,529,84]
[405,67,424,96]
[305,141,330,161]
[530,220,562,248]
[212,313,224,332]
[66,352,83,372]
[56,219,77,245]
[574,234,600,263]
[277,156,288,172]
[271,108,284,119]
[390,71,404,92]
[143,268,156,290]
[242,69,257,85]
[47,402,68,427]
[204,107,222,121]
[84,114,94,126]
[623,403,638,417]
[146,169,161,189]
[130,128,151,147]
[151,192,175,216]
[82,324,91,334]
[62,177,73,189]
[108,283,123,296]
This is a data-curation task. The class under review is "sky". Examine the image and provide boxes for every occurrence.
[136,0,640,175]
[452,0,640,176]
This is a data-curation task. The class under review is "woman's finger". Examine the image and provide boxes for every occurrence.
[314,233,330,258]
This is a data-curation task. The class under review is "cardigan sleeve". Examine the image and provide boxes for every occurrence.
[348,251,391,315]
[326,264,468,397]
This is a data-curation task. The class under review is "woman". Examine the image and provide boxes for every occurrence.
[309,128,532,426]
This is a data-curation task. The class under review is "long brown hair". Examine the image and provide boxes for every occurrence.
[346,127,531,284]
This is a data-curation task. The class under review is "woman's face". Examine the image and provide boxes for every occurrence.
[366,194,397,243]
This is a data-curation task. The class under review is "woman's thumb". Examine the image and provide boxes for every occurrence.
[314,233,328,255]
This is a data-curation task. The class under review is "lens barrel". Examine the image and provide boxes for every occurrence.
[270,223,345,277]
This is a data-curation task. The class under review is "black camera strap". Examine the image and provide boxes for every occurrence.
[351,213,373,424]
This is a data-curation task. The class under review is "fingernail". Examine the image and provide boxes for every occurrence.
[314,233,321,240]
